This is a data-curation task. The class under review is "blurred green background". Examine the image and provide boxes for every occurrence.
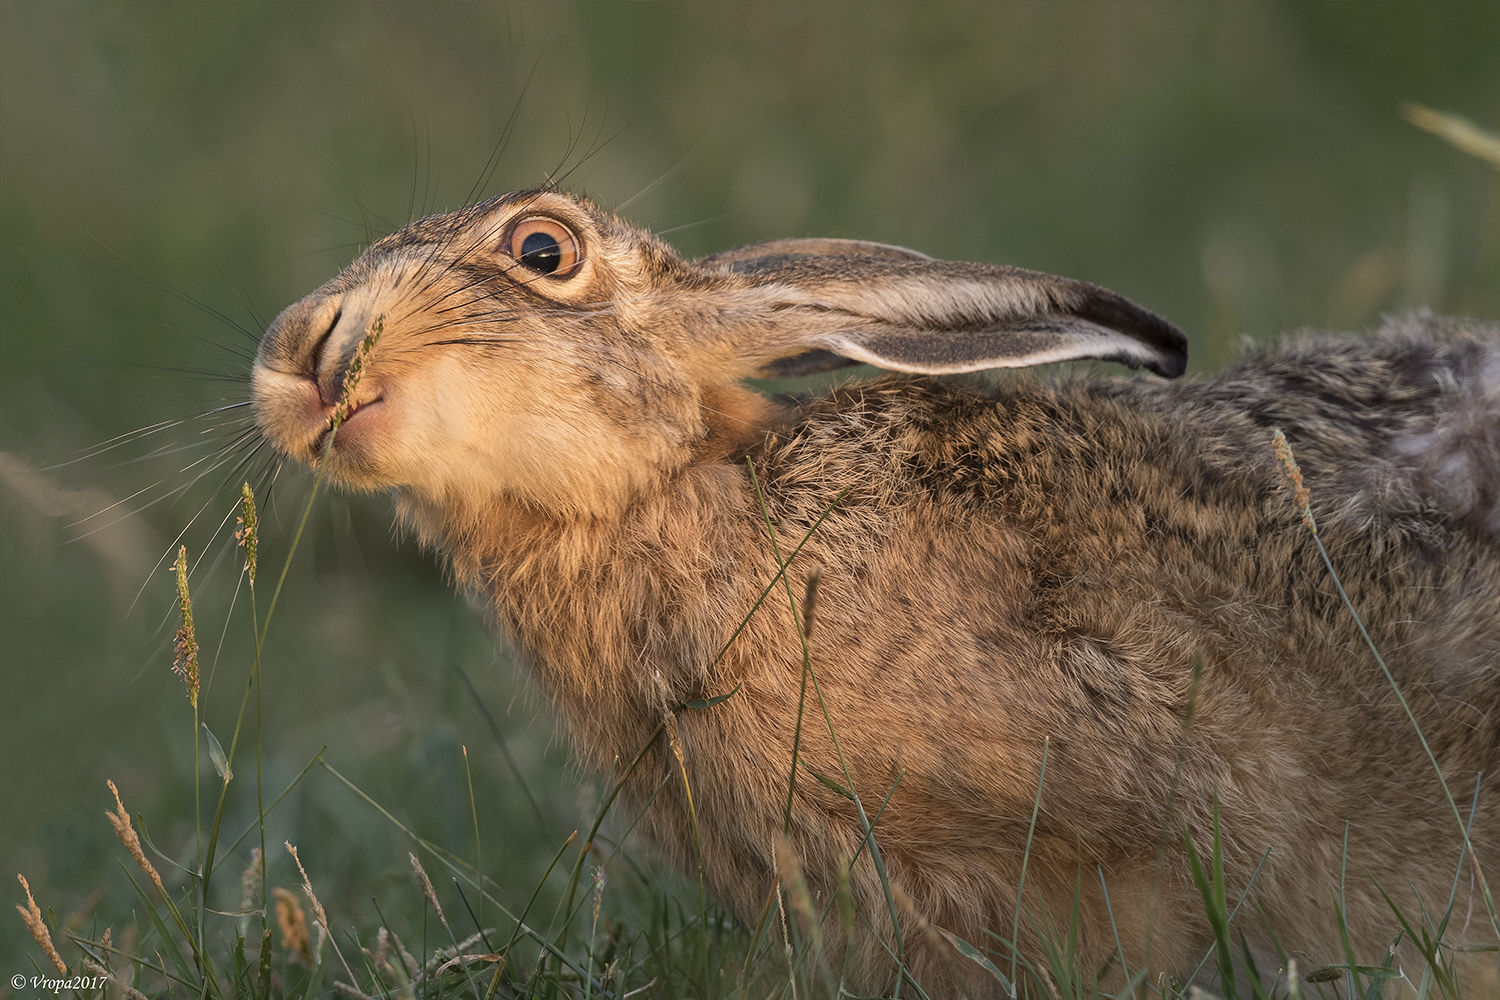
[2,0,1498,978]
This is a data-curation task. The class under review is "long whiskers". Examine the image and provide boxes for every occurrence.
[66,424,265,535]
[86,232,264,347]
[611,139,706,215]
[465,55,539,207]
[46,403,255,471]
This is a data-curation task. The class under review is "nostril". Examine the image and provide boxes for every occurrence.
[312,309,343,370]
[311,308,343,405]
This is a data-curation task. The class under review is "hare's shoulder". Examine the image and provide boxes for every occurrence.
[765,373,1218,516]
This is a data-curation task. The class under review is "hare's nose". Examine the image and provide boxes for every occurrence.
[260,291,344,380]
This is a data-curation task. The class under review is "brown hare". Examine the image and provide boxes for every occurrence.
[251,189,1500,996]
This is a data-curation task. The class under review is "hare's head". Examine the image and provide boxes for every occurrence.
[252,189,1186,517]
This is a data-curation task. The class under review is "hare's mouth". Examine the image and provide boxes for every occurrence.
[311,394,386,457]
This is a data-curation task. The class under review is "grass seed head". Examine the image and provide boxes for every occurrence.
[408,852,445,923]
[83,957,148,1000]
[890,881,947,957]
[591,865,608,930]
[170,546,199,707]
[391,929,419,979]
[285,842,327,954]
[800,565,821,639]
[773,833,819,947]
[273,887,313,966]
[371,926,390,970]
[105,780,165,897]
[15,873,68,975]
[240,847,263,911]
[836,853,855,932]
[1272,429,1317,534]
[335,314,384,425]
[236,482,258,587]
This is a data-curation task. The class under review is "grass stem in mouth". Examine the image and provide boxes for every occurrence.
[334,315,385,427]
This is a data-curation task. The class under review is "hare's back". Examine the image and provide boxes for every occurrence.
[760,315,1500,756]
[1169,314,1500,537]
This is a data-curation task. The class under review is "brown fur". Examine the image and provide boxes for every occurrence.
[251,190,1500,995]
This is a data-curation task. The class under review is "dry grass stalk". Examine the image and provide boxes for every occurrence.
[285,841,328,954]
[771,862,796,998]
[408,852,445,923]
[273,887,313,966]
[170,546,199,706]
[1401,102,1500,170]
[105,780,165,897]
[236,482,258,587]
[14,873,67,975]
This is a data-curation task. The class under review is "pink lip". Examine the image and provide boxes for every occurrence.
[340,395,384,424]
[311,394,385,456]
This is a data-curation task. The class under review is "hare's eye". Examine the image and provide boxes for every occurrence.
[509,217,580,278]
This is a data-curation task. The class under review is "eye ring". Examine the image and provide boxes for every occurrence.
[507,217,581,278]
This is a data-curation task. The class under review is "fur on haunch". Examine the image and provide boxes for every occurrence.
[252,189,1500,995]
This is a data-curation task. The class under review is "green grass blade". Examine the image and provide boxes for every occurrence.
[1009,737,1048,988]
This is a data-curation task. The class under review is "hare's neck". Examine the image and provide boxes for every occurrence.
[402,463,764,767]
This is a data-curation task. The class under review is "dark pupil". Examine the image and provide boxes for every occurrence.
[519,231,562,273]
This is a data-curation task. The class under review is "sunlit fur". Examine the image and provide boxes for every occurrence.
[253,189,1499,996]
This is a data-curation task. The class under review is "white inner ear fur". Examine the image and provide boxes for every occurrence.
[816,323,1167,375]
[779,275,1077,329]
[1390,346,1500,533]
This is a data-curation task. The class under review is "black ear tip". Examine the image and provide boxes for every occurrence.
[1158,322,1190,377]
[1068,283,1188,378]
[1157,355,1188,378]
[1154,339,1189,378]
[1110,345,1186,379]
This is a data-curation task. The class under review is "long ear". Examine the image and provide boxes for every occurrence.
[692,240,1188,379]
